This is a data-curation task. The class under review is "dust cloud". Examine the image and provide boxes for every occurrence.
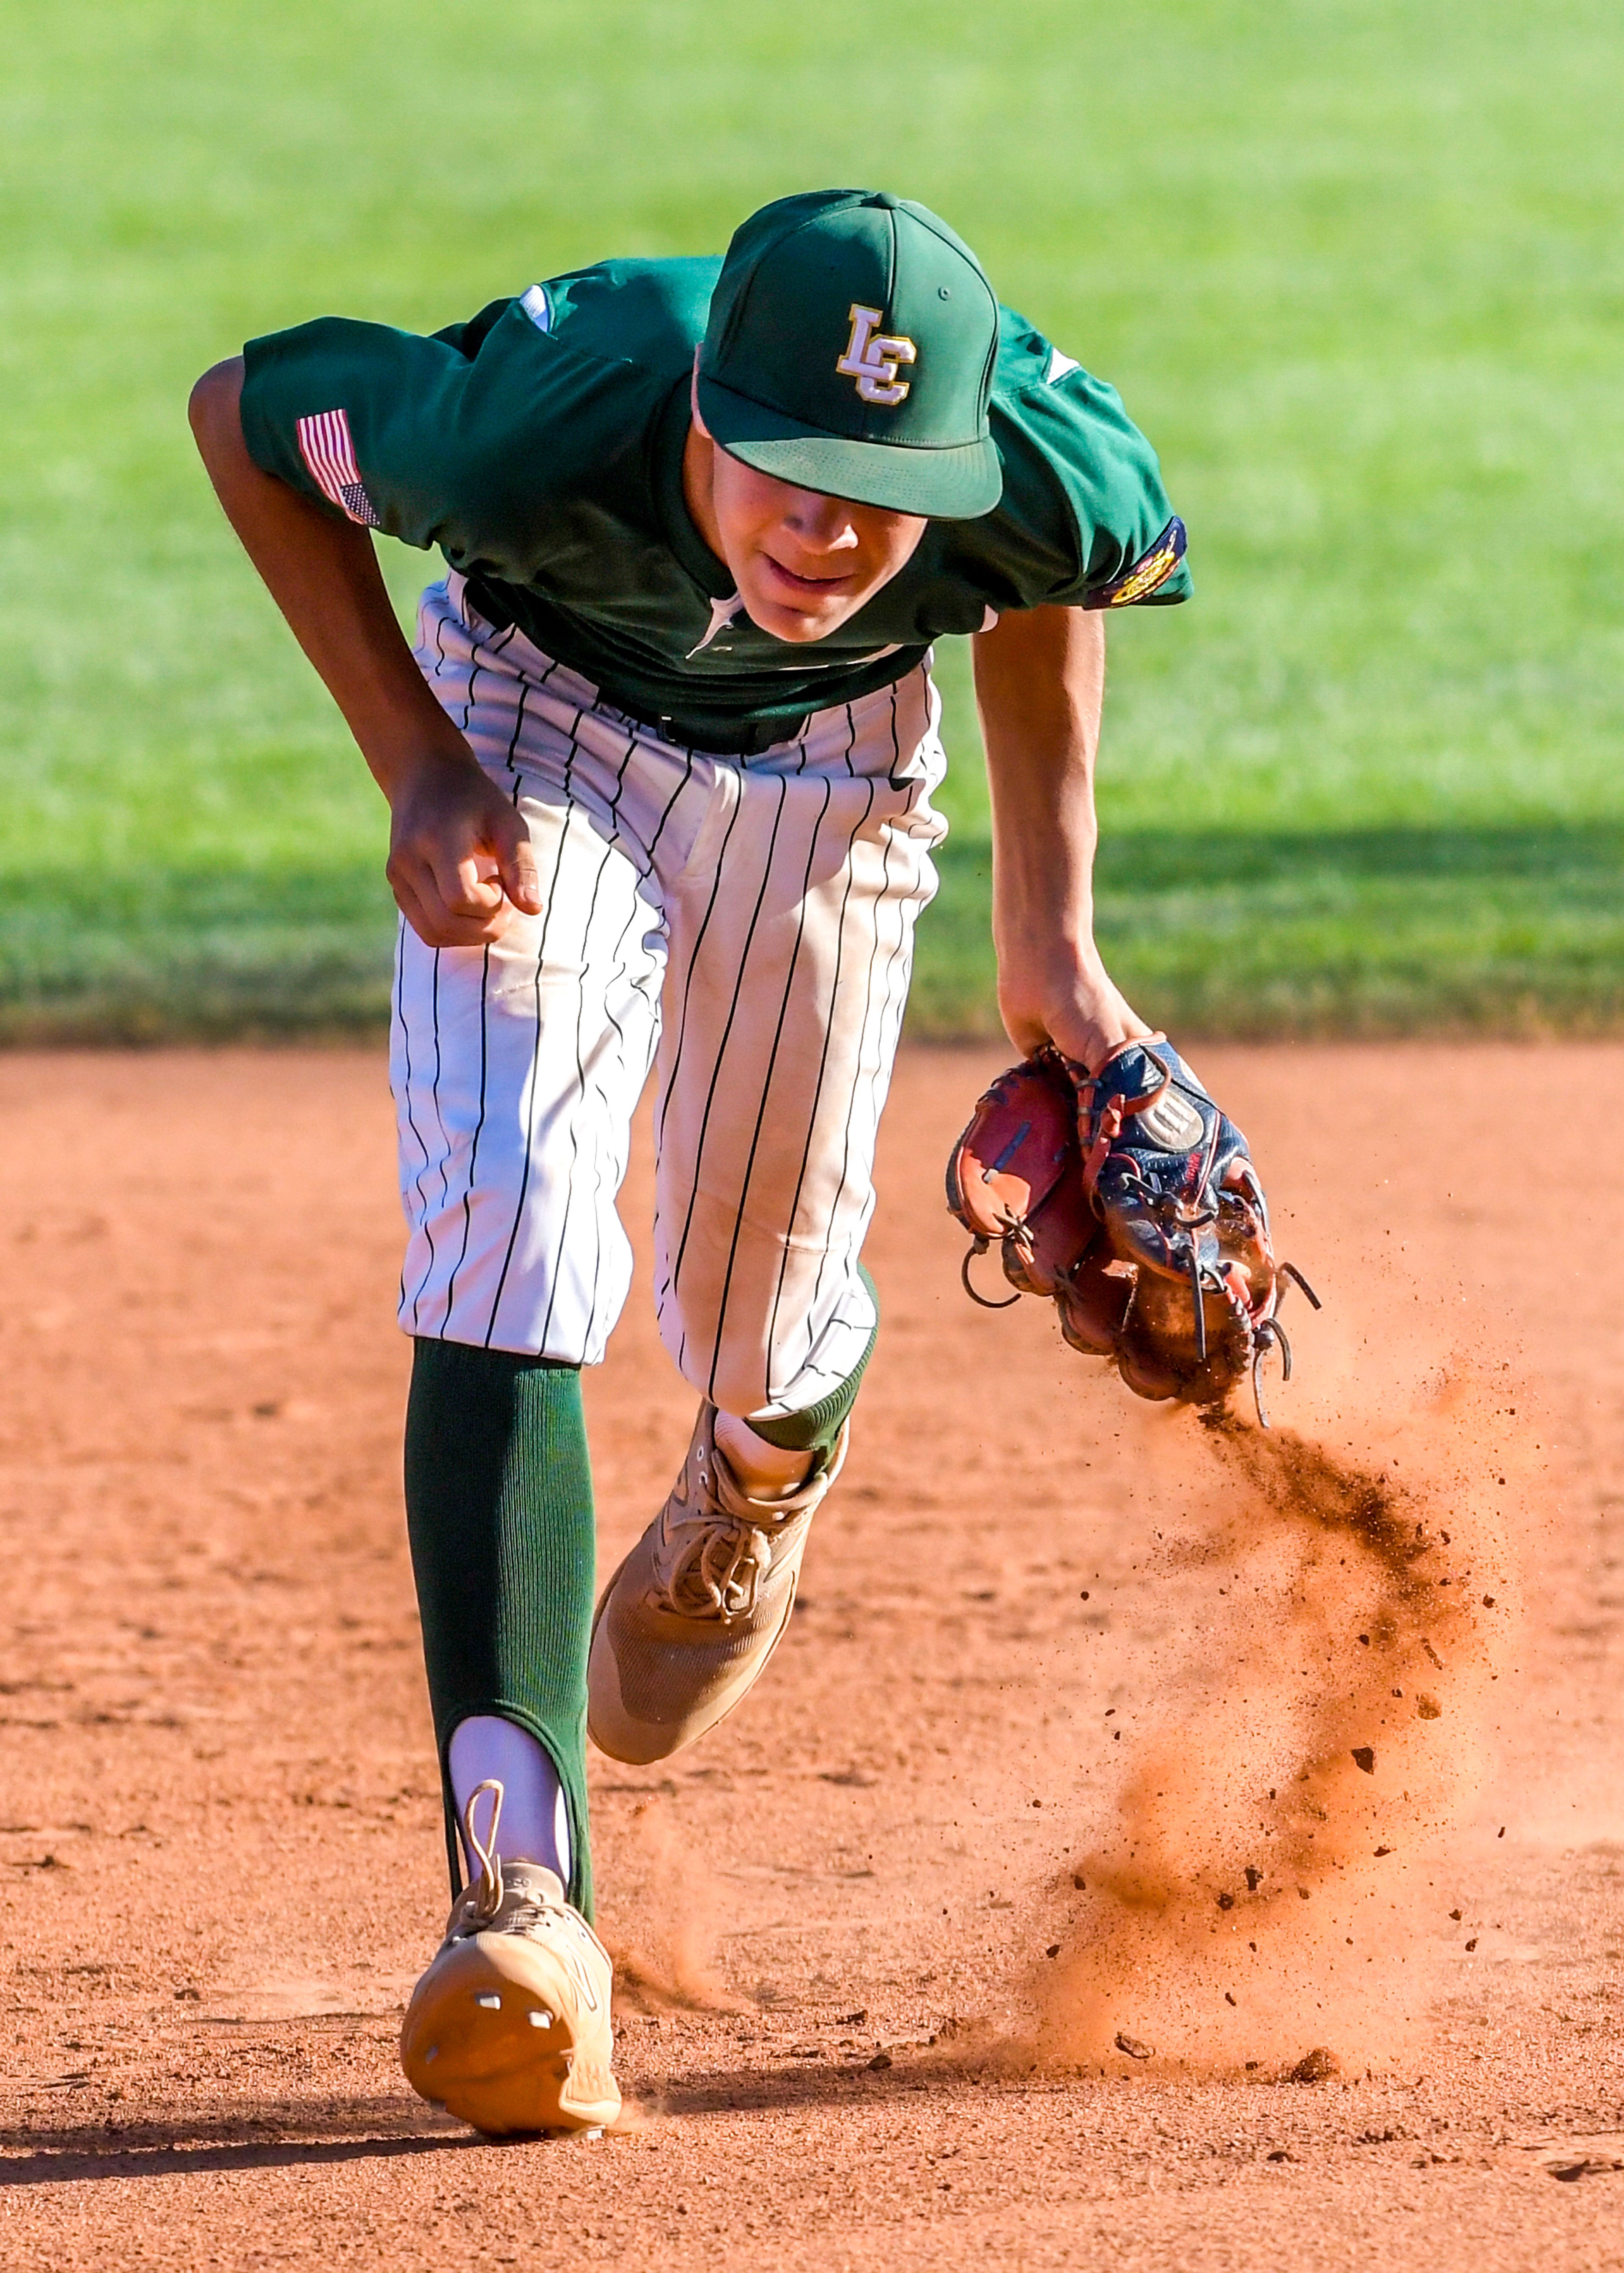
[607,1798,736,2015]
[1020,1359,1531,2077]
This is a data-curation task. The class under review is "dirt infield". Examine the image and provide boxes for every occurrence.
[0,1043,1620,2270]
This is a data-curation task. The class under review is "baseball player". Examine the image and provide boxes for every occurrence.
[189,187,1190,2136]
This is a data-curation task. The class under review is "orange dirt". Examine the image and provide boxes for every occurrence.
[0,1043,1619,2270]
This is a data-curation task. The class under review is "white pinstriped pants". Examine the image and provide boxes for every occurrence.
[390,578,946,1421]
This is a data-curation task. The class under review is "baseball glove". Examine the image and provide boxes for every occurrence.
[945,1037,1318,1422]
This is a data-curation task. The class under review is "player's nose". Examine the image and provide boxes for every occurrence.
[780,491,859,552]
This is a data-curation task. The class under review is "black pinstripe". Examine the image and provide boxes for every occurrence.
[535,829,618,1354]
[667,773,791,1367]
[703,772,833,1400]
[874,840,920,1071]
[596,729,647,1057]
[574,728,662,1345]
[502,672,531,783]
[393,941,414,1321]
[404,947,446,1326]
[580,885,659,1352]
[639,743,699,885]
[421,607,542,1339]
[480,808,576,1349]
[802,809,902,1378]
[395,942,435,1330]
[439,943,491,1334]
[763,778,878,1397]
[872,675,937,1065]
[654,784,746,1156]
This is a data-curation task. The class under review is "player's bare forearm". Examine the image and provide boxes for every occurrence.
[188,358,539,944]
[971,604,1151,1073]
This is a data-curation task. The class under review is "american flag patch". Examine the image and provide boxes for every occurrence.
[296,407,382,528]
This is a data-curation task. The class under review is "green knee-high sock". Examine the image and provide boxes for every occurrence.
[403,1339,597,1919]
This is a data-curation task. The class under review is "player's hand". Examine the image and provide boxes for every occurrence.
[996,939,1154,1074]
[384,747,543,947]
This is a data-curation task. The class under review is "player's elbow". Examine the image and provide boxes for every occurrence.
[188,356,246,462]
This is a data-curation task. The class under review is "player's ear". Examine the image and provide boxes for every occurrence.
[689,349,711,439]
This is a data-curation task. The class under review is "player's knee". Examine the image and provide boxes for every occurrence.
[694,1347,776,1426]
[682,1321,878,1441]
[659,1268,878,1427]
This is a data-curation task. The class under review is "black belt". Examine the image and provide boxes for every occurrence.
[615,700,810,759]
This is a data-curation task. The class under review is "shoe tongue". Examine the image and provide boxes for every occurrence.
[502,1859,567,1905]
[709,1451,782,1521]
[713,1445,818,1518]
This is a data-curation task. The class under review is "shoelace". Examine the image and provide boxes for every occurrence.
[458,1779,562,1938]
[667,1517,772,1620]
[657,1425,820,1622]
[464,1777,505,1921]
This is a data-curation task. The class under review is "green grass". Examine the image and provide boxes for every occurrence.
[3,0,1622,1038]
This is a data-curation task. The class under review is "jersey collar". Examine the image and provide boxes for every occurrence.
[651,379,736,603]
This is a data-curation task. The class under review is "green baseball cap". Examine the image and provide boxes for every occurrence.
[697,188,1003,521]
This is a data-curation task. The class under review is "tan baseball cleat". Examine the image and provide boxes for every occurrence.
[587,1404,846,1765]
[400,1780,620,2137]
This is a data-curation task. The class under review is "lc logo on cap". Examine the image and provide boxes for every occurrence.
[835,304,918,406]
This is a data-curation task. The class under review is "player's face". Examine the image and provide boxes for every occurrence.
[707,453,928,643]
[684,398,927,643]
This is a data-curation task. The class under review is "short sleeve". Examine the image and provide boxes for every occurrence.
[988,337,1193,612]
[237,303,658,581]
[240,316,487,546]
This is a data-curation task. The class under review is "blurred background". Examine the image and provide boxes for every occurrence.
[2,0,1620,1042]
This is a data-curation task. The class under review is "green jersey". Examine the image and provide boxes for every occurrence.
[241,258,1190,753]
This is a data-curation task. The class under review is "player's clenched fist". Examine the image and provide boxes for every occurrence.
[383,748,543,947]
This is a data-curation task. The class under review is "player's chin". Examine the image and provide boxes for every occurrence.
[743,590,863,645]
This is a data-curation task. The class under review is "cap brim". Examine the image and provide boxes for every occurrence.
[697,375,1002,521]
